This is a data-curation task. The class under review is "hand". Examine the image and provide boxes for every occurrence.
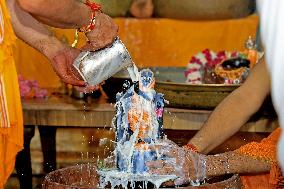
[147,140,207,186]
[85,11,118,50]
[50,47,100,92]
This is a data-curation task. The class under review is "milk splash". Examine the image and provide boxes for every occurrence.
[98,68,176,189]
[127,64,139,82]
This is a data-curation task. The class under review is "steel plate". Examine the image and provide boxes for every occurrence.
[104,67,240,109]
[152,67,240,109]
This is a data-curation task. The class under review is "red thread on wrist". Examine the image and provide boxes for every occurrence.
[85,0,101,11]
[73,1,101,46]
[183,143,199,153]
[79,1,101,32]
[78,11,96,33]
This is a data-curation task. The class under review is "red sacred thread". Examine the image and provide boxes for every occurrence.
[85,0,101,11]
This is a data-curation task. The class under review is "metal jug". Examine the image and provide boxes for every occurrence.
[73,37,135,86]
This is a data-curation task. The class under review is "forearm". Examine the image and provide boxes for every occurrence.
[189,62,270,154]
[7,0,66,59]
[16,0,91,28]
[31,15,79,29]
[206,151,271,177]
[190,89,255,154]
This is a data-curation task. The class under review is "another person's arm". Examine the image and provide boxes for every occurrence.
[206,151,270,177]
[148,137,274,186]
[148,150,270,182]
[189,61,270,154]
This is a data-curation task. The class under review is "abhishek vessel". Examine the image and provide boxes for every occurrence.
[73,37,136,86]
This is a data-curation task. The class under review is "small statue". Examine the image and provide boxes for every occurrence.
[128,69,163,144]
[114,69,165,173]
[244,36,258,68]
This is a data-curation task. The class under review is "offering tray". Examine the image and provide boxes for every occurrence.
[102,66,240,109]
[153,67,240,109]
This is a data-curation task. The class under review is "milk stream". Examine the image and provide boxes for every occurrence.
[127,63,139,82]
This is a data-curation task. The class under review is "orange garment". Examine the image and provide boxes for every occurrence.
[0,1,23,188]
[241,174,272,189]
[235,128,282,189]
[128,107,150,139]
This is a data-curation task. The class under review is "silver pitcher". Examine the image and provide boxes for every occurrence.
[73,37,136,86]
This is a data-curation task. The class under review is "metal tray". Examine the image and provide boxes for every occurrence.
[152,67,240,109]
[103,67,240,109]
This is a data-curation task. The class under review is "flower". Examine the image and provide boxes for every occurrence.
[185,49,244,84]
[156,108,163,118]
[18,75,48,98]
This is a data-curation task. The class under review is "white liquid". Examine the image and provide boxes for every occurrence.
[127,63,139,82]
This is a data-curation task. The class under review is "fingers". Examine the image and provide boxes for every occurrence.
[74,85,100,93]
[51,48,86,86]
[147,160,176,170]
[89,33,114,50]
[62,76,86,86]
[51,61,85,86]
[86,12,118,50]
[148,166,175,175]
[158,147,179,158]
[90,40,104,51]
[88,32,116,50]
[147,159,188,186]
[147,160,164,168]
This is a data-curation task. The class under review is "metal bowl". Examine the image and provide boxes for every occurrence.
[152,67,240,109]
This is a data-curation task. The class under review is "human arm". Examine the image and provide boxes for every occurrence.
[147,141,271,186]
[16,0,118,50]
[6,0,96,90]
[189,61,271,154]
[16,0,91,29]
[206,151,270,177]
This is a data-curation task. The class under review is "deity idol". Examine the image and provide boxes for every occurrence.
[114,69,165,174]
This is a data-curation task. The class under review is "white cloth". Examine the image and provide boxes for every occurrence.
[258,0,284,169]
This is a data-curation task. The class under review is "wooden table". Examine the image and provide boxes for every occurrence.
[22,93,278,132]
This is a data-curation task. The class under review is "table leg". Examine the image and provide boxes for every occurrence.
[38,126,57,173]
[15,126,35,189]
